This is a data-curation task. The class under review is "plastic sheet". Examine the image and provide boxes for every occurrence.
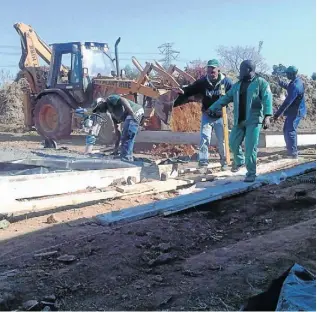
[242,263,316,311]
[276,263,316,311]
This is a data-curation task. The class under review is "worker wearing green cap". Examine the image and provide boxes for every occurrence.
[273,66,306,158]
[173,59,233,170]
[207,60,273,182]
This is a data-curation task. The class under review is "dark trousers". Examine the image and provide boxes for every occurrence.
[283,115,302,157]
[120,118,139,161]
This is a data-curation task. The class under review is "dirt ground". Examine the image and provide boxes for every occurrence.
[0,132,316,311]
[0,152,316,310]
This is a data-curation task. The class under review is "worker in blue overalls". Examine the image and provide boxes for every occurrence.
[273,66,306,159]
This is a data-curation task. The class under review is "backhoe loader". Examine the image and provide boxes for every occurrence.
[14,22,194,147]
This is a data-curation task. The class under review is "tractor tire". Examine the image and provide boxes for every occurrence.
[96,112,117,146]
[34,94,72,140]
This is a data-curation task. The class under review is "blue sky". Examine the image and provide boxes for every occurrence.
[1,0,316,76]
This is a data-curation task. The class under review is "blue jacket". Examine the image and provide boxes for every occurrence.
[275,77,306,118]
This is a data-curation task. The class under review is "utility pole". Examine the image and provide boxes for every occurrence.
[258,41,263,54]
[158,43,179,69]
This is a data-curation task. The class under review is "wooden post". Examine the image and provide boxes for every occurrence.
[222,106,231,165]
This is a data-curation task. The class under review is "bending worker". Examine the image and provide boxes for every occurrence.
[273,66,306,159]
[174,59,233,170]
[207,60,273,182]
[93,94,144,161]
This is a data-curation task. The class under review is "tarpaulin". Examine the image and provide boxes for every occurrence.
[242,263,316,311]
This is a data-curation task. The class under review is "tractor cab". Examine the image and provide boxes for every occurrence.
[46,41,116,107]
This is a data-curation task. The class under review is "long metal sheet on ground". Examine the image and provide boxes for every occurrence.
[96,161,315,226]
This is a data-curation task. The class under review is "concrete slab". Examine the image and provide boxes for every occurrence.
[2,163,177,200]
[135,130,316,148]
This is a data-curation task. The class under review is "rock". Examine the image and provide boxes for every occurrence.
[43,295,56,303]
[121,294,128,299]
[0,219,10,229]
[34,251,58,259]
[160,172,169,181]
[127,176,136,185]
[41,301,55,308]
[0,292,16,310]
[22,300,39,311]
[154,275,163,282]
[46,215,58,224]
[57,254,77,263]
[148,253,177,267]
[153,194,166,201]
[42,306,51,311]
[157,242,172,253]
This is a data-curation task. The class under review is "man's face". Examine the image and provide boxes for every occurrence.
[239,62,251,79]
[286,72,296,80]
[207,66,219,80]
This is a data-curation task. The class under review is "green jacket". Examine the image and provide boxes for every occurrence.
[209,75,273,126]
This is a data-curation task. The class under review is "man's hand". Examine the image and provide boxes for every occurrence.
[272,115,279,122]
[206,108,218,118]
[262,116,271,129]
[173,87,184,94]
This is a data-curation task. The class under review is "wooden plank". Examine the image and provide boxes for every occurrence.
[211,158,299,179]
[116,179,193,194]
[3,190,121,214]
[96,161,315,225]
[2,179,193,215]
[222,106,231,165]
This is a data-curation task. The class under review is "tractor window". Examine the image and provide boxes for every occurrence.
[58,53,81,84]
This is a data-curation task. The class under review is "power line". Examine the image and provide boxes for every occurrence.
[157,42,180,68]
[0,65,18,68]
[0,45,20,49]
[0,48,162,56]
[0,52,20,55]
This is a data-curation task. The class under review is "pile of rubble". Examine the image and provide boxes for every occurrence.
[0,79,26,131]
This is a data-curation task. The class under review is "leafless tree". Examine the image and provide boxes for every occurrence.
[0,69,14,87]
[216,45,269,75]
[184,59,207,79]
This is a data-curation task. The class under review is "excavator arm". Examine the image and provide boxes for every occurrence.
[14,22,68,94]
[14,22,69,128]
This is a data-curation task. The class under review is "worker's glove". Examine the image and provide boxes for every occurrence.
[262,116,271,130]
[133,109,145,125]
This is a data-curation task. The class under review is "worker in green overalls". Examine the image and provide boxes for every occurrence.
[93,94,144,161]
[207,60,273,182]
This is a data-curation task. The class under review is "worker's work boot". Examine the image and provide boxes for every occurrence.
[198,161,209,168]
[244,175,256,183]
[231,164,245,173]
